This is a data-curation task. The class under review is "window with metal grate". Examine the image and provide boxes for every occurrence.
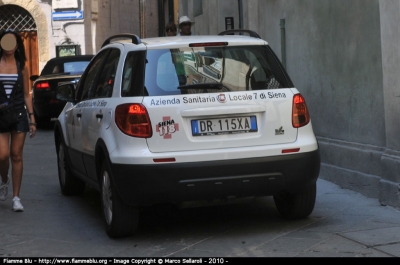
[0,4,37,32]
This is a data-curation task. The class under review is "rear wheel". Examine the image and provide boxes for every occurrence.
[100,161,139,238]
[57,136,85,195]
[273,182,316,219]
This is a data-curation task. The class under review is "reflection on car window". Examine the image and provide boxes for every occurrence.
[93,49,120,99]
[78,51,108,101]
[143,45,292,97]
[52,65,62,74]
[121,51,146,97]
[156,52,179,90]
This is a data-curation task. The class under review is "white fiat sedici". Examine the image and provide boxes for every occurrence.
[54,30,320,238]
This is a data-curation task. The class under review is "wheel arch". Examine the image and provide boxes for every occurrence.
[54,121,63,153]
[95,138,111,184]
[54,120,70,148]
[95,139,136,207]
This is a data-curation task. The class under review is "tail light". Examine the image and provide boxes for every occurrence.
[34,81,50,90]
[292,94,310,128]
[115,103,152,138]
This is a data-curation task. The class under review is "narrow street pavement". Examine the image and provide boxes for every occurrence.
[0,126,400,258]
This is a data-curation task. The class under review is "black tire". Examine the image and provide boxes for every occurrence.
[56,136,86,195]
[273,182,316,219]
[100,161,139,238]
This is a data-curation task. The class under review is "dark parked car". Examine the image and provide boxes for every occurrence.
[30,55,93,124]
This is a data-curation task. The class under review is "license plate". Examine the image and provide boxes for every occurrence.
[191,116,258,136]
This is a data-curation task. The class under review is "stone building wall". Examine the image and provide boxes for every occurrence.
[180,0,400,208]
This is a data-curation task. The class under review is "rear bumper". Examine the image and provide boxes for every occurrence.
[109,149,320,206]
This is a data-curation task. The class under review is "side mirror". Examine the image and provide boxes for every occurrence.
[56,82,76,102]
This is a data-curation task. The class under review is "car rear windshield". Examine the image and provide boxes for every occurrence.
[122,45,293,97]
[42,61,91,75]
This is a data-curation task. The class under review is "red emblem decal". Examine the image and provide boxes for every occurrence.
[156,116,179,139]
[217,94,226,103]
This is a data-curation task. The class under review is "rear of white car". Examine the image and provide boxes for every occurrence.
[54,32,320,238]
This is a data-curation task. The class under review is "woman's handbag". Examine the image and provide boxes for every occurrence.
[0,61,23,129]
[0,102,18,128]
[0,83,19,129]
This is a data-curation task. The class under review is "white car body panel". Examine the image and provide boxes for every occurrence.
[143,89,297,153]
[108,121,317,165]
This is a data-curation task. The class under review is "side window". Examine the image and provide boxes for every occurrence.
[122,60,132,94]
[77,50,108,101]
[93,49,120,98]
[121,51,146,97]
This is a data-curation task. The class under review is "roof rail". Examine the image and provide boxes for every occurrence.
[218,29,261,39]
[101,33,141,48]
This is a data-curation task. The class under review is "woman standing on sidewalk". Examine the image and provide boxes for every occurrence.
[0,29,36,212]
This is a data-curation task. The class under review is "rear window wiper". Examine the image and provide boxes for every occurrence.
[178,83,224,90]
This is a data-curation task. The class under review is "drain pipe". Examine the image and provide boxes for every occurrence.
[238,0,243,29]
[140,0,146,38]
[280,18,286,69]
[158,0,164,37]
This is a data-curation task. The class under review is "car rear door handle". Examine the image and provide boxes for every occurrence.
[77,113,82,118]
[96,113,103,119]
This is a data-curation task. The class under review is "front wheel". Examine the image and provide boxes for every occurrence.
[273,182,316,219]
[100,161,139,238]
[57,136,85,195]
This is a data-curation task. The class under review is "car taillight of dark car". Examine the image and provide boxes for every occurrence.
[34,81,50,90]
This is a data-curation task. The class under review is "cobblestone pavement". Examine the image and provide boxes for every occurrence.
[0,126,399,258]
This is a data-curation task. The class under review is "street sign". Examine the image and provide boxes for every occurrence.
[52,10,83,21]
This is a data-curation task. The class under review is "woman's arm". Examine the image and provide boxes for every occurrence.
[22,67,36,137]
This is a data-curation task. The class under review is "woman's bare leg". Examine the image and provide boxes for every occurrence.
[0,132,10,184]
[10,131,26,197]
